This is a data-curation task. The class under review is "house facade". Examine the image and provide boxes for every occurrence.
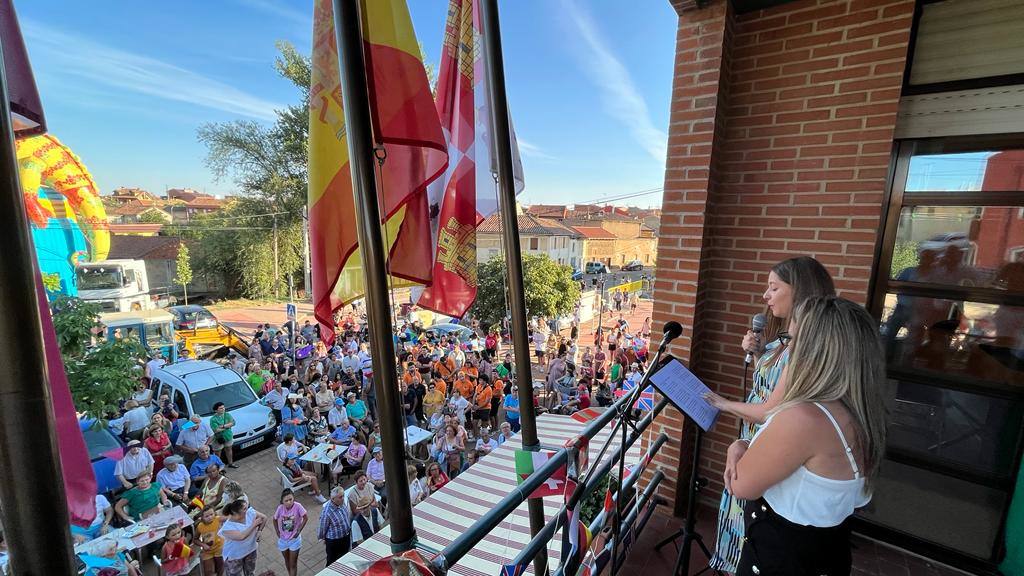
[477,212,583,268]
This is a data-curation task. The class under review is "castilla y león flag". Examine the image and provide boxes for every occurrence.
[308,0,447,343]
[416,0,525,318]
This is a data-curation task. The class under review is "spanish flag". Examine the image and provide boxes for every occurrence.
[309,0,447,343]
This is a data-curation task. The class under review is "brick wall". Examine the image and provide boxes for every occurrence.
[651,0,914,511]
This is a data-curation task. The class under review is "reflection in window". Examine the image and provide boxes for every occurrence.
[906,150,1024,192]
[881,294,1024,386]
[889,380,1022,476]
[889,206,1024,294]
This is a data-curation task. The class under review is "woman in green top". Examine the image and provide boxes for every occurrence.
[114,472,170,522]
[210,402,239,469]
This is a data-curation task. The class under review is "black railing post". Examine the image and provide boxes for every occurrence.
[0,35,78,576]
[331,0,416,552]
[478,0,547,574]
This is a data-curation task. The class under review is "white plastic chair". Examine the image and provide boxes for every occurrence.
[277,466,311,492]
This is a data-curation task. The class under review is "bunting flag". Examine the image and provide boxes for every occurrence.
[35,269,97,525]
[308,0,447,343]
[416,0,525,318]
[571,407,602,424]
[514,448,566,498]
[500,563,528,576]
[562,477,592,569]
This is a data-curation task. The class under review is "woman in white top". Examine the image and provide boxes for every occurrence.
[219,499,267,576]
[726,297,886,576]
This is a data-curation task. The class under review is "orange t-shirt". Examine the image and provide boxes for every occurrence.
[403,371,421,386]
[473,384,493,409]
[491,381,504,400]
[435,359,455,380]
[464,366,479,379]
[432,379,447,396]
[455,377,474,399]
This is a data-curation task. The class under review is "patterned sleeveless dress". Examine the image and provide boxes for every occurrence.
[709,338,790,573]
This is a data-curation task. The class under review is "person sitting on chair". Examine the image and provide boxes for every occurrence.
[281,456,327,504]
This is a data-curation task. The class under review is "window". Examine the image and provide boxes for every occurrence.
[174,389,189,418]
[865,138,1024,563]
[529,238,538,251]
[190,378,257,417]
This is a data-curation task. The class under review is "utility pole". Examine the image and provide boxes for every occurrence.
[479,1,548,573]
[272,212,280,299]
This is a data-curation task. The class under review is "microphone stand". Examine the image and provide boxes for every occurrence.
[606,329,677,576]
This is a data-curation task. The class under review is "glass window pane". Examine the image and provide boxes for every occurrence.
[906,150,1024,192]
[887,381,1023,477]
[889,206,1024,294]
[857,460,1007,559]
[881,293,1024,387]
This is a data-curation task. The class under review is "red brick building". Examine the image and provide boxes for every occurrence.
[649,0,1024,572]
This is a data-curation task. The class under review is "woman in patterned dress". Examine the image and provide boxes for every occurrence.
[703,256,835,573]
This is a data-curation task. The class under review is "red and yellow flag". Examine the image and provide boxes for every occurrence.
[309,0,447,343]
[417,0,526,318]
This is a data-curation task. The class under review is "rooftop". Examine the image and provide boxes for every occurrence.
[107,234,184,260]
[477,213,581,237]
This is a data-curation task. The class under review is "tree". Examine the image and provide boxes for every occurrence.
[193,42,309,298]
[50,297,146,422]
[138,210,170,225]
[174,242,193,305]
[470,253,581,327]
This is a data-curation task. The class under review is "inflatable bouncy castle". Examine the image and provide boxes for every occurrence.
[17,134,110,297]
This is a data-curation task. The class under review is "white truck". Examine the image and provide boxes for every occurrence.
[75,259,170,312]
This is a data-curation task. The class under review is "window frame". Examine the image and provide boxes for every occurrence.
[865,134,1024,566]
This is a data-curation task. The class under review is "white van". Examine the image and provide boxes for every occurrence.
[149,360,277,453]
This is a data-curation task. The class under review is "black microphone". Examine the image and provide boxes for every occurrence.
[659,321,683,352]
[744,313,767,365]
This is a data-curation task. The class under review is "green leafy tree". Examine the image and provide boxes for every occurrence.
[138,210,170,225]
[470,253,581,327]
[193,42,309,299]
[174,242,194,305]
[50,297,145,422]
[890,241,920,277]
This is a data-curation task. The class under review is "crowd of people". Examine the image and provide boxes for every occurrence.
[33,286,661,576]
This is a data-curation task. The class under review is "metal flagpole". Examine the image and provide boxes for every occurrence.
[332,0,417,553]
[0,39,78,575]
[478,1,548,574]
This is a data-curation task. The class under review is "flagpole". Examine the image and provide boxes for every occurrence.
[332,0,417,553]
[0,38,78,576]
[478,1,548,574]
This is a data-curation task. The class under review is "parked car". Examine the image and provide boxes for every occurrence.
[80,419,125,496]
[571,269,584,281]
[621,260,644,271]
[168,304,219,331]
[425,322,475,343]
[585,261,610,274]
[149,360,277,453]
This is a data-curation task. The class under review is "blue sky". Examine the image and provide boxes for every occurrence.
[17,0,677,208]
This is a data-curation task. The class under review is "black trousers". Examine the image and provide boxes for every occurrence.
[325,533,352,566]
[736,498,852,576]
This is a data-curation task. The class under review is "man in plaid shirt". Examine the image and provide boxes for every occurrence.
[318,486,353,566]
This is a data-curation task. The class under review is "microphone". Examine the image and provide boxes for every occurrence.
[658,321,683,352]
[744,313,767,365]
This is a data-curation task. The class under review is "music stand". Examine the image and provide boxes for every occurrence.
[646,356,724,576]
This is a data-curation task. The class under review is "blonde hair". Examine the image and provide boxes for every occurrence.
[774,296,887,488]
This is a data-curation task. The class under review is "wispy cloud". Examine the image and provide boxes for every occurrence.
[559,0,668,163]
[23,20,284,122]
[232,0,309,26]
[517,138,558,162]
